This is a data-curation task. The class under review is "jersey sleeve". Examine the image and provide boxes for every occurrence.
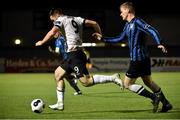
[103,23,127,43]
[54,17,63,29]
[75,17,85,25]
[136,18,162,45]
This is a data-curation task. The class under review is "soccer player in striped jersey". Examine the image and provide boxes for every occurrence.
[48,31,82,95]
[101,2,172,112]
[35,8,123,111]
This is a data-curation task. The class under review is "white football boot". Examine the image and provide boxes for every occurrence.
[49,102,64,110]
[112,73,124,90]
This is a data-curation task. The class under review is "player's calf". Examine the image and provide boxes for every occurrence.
[79,76,93,87]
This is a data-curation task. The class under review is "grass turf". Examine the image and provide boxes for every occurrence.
[0,72,180,119]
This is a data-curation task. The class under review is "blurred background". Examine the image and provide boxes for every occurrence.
[0,0,180,72]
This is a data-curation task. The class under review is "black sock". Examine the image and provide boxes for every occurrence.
[69,79,81,92]
[139,88,155,100]
[155,89,169,105]
[67,74,76,79]
[66,75,81,92]
[71,83,81,92]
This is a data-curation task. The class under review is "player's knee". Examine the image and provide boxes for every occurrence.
[54,73,60,81]
[54,67,65,81]
[143,79,152,87]
[124,76,136,89]
[143,81,150,86]
[124,80,133,89]
[124,83,129,89]
[54,71,63,81]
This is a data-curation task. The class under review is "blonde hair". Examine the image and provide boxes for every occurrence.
[120,2,135,14]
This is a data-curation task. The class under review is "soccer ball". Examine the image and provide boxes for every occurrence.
[31,99,45,113]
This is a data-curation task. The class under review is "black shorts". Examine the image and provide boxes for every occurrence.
[126,58,151,78]
[60,50,89,78]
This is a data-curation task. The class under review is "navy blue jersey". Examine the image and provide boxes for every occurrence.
[104,18,162,61]
[55,36,68,60]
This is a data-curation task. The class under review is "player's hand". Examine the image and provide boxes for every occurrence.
[35,41,43,46]
[158,45,167,53]
[92,33,102,41]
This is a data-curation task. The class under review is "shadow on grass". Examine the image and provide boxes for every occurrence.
[82,91,130,98]
[42,109,150,115]
[43,107,180,115]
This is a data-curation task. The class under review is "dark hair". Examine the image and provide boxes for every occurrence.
[49,8,63,16]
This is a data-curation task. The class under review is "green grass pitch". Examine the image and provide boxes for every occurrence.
[0,72,180,119]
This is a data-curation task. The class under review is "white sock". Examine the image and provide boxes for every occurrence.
[93,75,114,84]
[56,87,64,104]
[128,84,144,94]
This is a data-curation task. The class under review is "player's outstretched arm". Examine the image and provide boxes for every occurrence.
[84,19,102,40]
[35,26,59,46]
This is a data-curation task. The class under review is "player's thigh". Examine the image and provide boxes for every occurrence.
[54,66,66,81]
[73,63,89,77]
[126,61,140,78]
[140,58,151,76]
[124,75,137,88]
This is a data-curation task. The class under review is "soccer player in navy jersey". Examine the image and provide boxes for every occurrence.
[99,2,172,112]
[48,31,82,95]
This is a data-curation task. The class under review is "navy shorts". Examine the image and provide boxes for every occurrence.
[126,58,151,78]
